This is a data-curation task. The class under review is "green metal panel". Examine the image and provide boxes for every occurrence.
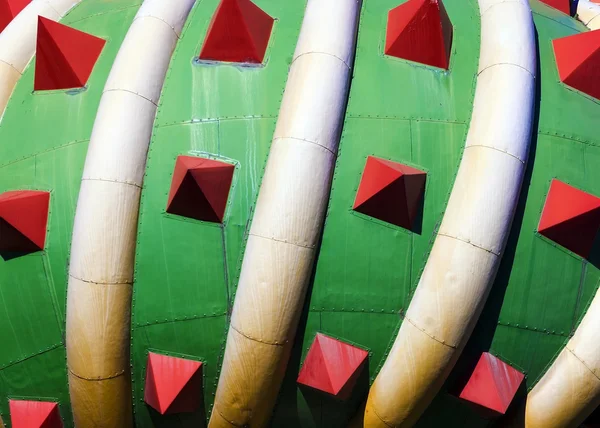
[0,1,140,426]
[269,0,481,425]
[347,0,479,123]
[422,5,600,423]
[0,348,70,426]
[0,0,598,426]
[130,0,306,425]
[130,316,227,427]
[0,255,62,365]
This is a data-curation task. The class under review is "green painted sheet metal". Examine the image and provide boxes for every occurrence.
[0,1,140,426]
[421,4,600,423]
[130,0,306,425]
[269,0,481,425]
[0,0,597,426]
[130,316,227,427]
[0,348,70,427]
[347,0,479,123]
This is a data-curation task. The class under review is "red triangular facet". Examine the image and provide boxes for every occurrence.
[0,0,31,32]
[458,352,524,415]
[553,29,600,100]
[297,333,368,399]
[199,0,274,64]
[0,190,50,253]
[296,337,334,394]
[353,156,426,230]
[144,352,203,415]
[538,179,600,258]
[9,400,63,428]
[539,0,571,15]
[166,156,235,223]
[34,16,106,91]
[385,0,453,69]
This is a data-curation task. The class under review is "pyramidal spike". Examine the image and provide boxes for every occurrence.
[166,156,235,223]
[34,16,106,91]
[0,190,50,254]
[353,156,426,231]
[0,0,31,32]
[385,0,453,69]
[199,0,274,64]
[297,333,369,399]
[9,400,63,428]
[458,353,524,415]
[144,352,203,414]
[539,0,571,15]
[553,29,600,100]
[538,179,600,259]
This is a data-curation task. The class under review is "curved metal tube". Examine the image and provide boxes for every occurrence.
[525,290,600,426]
[65,0,194,426]
[577,0,600,30]
[362,1,536,426]
[208,1,361,426]
[0,0,82,119]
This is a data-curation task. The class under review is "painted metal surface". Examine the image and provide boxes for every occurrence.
[520,4,600,422]
[0,0,83,119]
[209,0,361,426]
[577,0,600,30]
[278,0,480,425]
[362,0,536,425]
[65,0,194,426]
[129,0,306,425]
[0,1,140,426]
[0,0,599,426]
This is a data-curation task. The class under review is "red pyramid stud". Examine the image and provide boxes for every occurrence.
[0,190,50,253]
[297,333,369,399]
[538,179,600,259]
[166,156,235,223]
[553,29,600,100]
[539,0,571,15]
[385,0,453,69]
[9,400,63,428]
[0,0,31,32]
[353,156,426,231]
[144,352,203,414]
[199,0,274,64]
[459,352,524,415]
[34,16,106,91]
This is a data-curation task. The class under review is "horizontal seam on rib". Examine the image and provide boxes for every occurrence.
[69,273,133,286]
[465,144,526,164]
[436,232,502,256]
[102,88,158,107]
[81,177,143,189]
[403,316,457,349]
[133,14,179,38]
[478,62,535,79]
[0,59,21,75]
[273,136,336,156]
[566,346,600,382]
[213,406,244,427]
[292,51,351,69]
[249,232,316,250]
[230,324,285,347]
[68,367,126,381]
[370,404,395,428]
